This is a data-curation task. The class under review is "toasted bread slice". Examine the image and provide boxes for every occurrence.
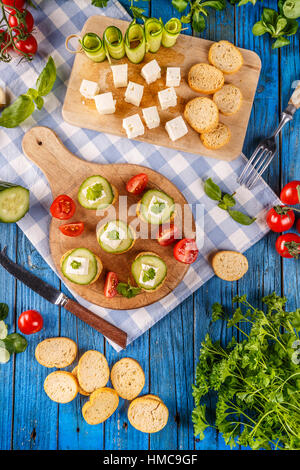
[211,250,248,281]
[44,371,78,403]
[82,387,119,425]
[184,97,219,133]
[111,358,145,400]
[200,122,231,150]
[77,350,110,394]
[213,84,242,115]
[35,337,77,368]
[128,396,169,433]
[188,63,224,94]
[72,366,90,396]
[208,40,243,74]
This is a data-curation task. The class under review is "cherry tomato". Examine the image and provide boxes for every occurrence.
[59,222,84,237]
[13,33,37,56]
[126,173,148,195]
[18,310,43,335]
[157,223,179,246]
[0,29,10,50]
[266,205,295,232]
[2,0,25,14]
[280,181,300,205]
[275,233,300,259]
[9,10,34,33]
[174,238,199,264]
[50,195,76,220]
[104,272,119,298]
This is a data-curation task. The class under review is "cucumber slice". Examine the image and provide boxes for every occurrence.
[78,175,115,210]
[81,33,106,63]
[144,18,163,53]
[124,20,146,64]
[97,220,135,254]
[0,347,10,364]
[139,189,175,225]
[0,182,29,223]
[131,254,167,291]
[0,321,8,340]
[162,18,182,48]
[61,248,99,285]
[103,26,125,62]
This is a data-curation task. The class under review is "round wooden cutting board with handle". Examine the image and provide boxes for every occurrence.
[22,127,195,310]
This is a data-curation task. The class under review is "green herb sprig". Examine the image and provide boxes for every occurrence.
[172,0,226,33]
[192,293,300,450]
[0,302,27,364]
[204,178,256,225]
[0,56,56,128]
[117,281,141,298]
[252,6,298,48]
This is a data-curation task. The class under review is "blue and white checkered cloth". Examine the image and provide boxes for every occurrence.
[0,0,279,351]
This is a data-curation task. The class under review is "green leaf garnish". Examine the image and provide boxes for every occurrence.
[107,230,120,240]
[117,282,141,298]
[151,201,166,214]
[142,267,156,283]
[86,183,103,201]
[0,303,9,321]
[71,260,82,269]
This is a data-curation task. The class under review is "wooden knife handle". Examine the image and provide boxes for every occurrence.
[289,81,300,110]
[64,299,127,349]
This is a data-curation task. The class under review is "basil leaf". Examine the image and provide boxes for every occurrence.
[91,0,109,6]
[0,94,35,128]
[262,8,278,25]
[3,333,27,354]
[36,56,56,97]
[275,16,288,34]
[181,12,192,23]
[130,6,147,21]
[252,21,267,36]
[223,193,236,207]
[204,178,222,201]
[172,0,189,13]
[192,10,206,32]
[284,18,298,35]
[228,209,256,225]
[0,303,9,321]
[202,0,226,10]
[272,36,290,47]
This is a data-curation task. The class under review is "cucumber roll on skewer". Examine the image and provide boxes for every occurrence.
[131,252,167,292]
[97,220,135,254]
[103,26,125,62]
[144,18,163,53]
[80,33,106,62]
[162,18,182,48]
[124,20,146,64]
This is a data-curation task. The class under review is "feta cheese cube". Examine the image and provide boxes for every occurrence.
[158,87,177,110]
[111,64,128,88]
[94,92,116,115]
[66,257,90,276]
[166,67,181,87]
[125,81,144,107]
[165,116,188,141]
[123,114,145,139]
[142,106,160,129]
[141,59,161,85]
[79,79,99,99]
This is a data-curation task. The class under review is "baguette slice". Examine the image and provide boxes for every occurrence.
[111,358,145,400]
[77,350,110,394]
[211,250,248,281]
[208,40,243,74]
[188,63,224,94]
[200,122,231,150]
[184,97,219,133]
[213,84,242,115]
[35,337,77,368]
[44,371,78,403]
[82,387,119,425]
[128,396,169,433]
[72,366,90,396]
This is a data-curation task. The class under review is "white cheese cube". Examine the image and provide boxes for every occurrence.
[141,59,161,85]
[123,114,145,139]
[165,116,188,142]
[142,106,160,129]
[111,64,128,88]
[79,79,99,99]
[166,67,181,87]
[125,81,144,107]
[66,257,89,276]
[94,92,116,115]
[158,87,177,110]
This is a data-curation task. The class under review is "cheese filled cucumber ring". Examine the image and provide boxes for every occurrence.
[78,175,118,210]
[137,189,175,225]
[97,220,136,254]
[60,248,102,286]
[131,252,167,291]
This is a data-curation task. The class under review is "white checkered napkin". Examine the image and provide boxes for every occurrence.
[0,0,280,351]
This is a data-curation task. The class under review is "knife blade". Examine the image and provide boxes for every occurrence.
[0,246,127,349]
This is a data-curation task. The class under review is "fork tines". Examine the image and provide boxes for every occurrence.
[237,145,275,189]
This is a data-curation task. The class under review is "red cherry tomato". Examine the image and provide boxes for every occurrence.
[0,29,10,50]
[18,310,43,335]
[13,33,37,56]
[104,272,119,298]
[2,0,25,13]
[174,238,199,264]
[157,223,179,246]
[126,173,148,195]
[297,218,300,234]
[50,195,76,220]
[59,222,84,237]
[9,10,34,33]
[275,233,300,259]
[280,181,300,205]
[266,205,295,232]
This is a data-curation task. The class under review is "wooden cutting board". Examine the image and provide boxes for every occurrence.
[62,16,261,161]
[22,126,195,310]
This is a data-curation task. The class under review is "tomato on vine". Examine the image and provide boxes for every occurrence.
[2,0,25,14]
[266,206,295,232]
[13,33,37,56]
[275,233,300,259]
[280,181,300,205]
[8,9,34,33]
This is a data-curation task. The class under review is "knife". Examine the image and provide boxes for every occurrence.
[0,246,127,349]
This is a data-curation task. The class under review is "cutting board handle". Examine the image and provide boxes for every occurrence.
[22,127,79,196]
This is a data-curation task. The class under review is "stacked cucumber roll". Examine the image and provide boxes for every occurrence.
[78,175,117,211]
[61,248,102,286]
[131,252,167,291]
[97,220,135,254]
[0,182,29,223]
[138,189,175,225]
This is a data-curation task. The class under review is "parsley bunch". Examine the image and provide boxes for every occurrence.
[192,293,300,450]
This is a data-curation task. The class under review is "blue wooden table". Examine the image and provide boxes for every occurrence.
[0,0,299,451]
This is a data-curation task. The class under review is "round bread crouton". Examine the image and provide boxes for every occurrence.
[211,250,248,281]
[184,97,219,133]
[208,40,243,74]
[44,371,78,403]
[200,122,231,150]
[213,84,242,115]
[111,357,145,400]
[188,63,224,94]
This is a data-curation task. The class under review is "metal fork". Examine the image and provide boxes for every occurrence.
[237,82,300,189]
